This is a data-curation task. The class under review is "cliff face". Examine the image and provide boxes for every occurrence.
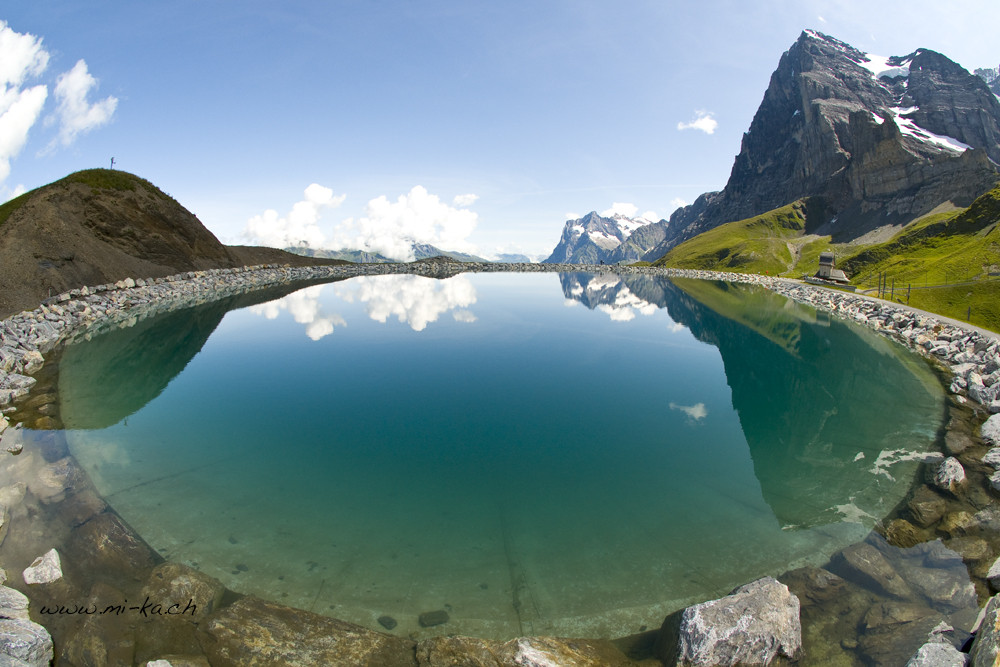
[645,31,1000,260]
[543,211,662,264]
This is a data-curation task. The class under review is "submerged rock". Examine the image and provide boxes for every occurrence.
[832,542,913,599]
[416,636,641,667]
[659,576,801,666]
[418,610,450,628]
[22,548,62,585]
[200,596,417,666]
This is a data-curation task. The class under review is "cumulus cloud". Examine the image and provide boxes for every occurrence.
[0,21,50,184]
[248,284,346,341]
[0,21,117,187]
[453,193,478,207]
[677,110,718,135]
[640,209,659,221]
[334,274,477,332]
[48,59,117,149]
[243,183,346,249]
[601,202,639,218]
[565,211,581,221]
[331,186,478,262]
[670,197,688,212]
[670,402,708,422]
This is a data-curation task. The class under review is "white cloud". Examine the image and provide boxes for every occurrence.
[332,186,478,262]
[334,274,477,332]
[640,209,659,221]
[670,197,688,211]
[0,21,50,185]
[677,110,718,135]
[48,59,117,149]
[0,21,117,186]
[565,211,581,221]
[453,193,478,207]
[669,402,708,421]
[243,183,346,249]
[601,202,638,218]
[248,284,346,341]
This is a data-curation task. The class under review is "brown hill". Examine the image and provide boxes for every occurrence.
[0,169,345,318]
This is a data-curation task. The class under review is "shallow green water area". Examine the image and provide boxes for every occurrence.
[56,272,944,639]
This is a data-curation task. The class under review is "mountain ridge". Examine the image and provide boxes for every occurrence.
[0,169,345,319]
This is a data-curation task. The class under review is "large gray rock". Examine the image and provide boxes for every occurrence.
[0,618,54,667]
[983,414,1000,447]
[0,586,30,621]
[906,641,969,666]
[661,577,801,666]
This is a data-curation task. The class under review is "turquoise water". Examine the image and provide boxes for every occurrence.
[56,272,944,638]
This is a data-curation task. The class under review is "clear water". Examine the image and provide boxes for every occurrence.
[55,272,945,639]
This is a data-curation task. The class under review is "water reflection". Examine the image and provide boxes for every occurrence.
[559,272,661,322]
[333,274,477,331]
[562,272,944,529]
[248,284,346,341]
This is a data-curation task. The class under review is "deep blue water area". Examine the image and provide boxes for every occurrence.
[54,271,945,638]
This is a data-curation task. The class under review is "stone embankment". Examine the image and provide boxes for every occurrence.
[2,260,1000,665]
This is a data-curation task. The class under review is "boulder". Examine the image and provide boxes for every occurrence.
[0,586,30,620]
[905,641,969,666]
[983,415,1000,446]
[832,542,913,599]
[909,486,948,527]
[658,577,801,666]
[970,594,1000,665]
[0,618,54,667]
[932,458,967,495]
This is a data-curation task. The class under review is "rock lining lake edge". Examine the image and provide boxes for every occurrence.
[1,261,999,665]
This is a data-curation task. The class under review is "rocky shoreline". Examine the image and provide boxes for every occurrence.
[1,260,1000,665]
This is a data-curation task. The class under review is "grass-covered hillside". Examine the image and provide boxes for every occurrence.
[651,198,834,276]
[649,183,1000,331]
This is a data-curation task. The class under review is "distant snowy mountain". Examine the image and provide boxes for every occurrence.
[542,212,666,264]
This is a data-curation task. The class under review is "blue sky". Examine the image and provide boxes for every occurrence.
[3,1,999,259]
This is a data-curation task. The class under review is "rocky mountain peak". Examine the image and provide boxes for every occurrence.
[640,30,1000,262]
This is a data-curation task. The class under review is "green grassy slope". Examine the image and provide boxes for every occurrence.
[652,198,834,276]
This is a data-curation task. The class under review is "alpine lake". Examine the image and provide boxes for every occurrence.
[8,271,955,646]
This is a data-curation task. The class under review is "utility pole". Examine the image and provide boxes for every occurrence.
[110,157,116,170]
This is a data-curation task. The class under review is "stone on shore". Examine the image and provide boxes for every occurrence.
[22,548,62,585]
[983,415,1000,447]
[969,594,1000,666]
[0,585,30,620]
[909,486,948,528]
[932,457,967,495]
[0,618,54,667]
[658,577,801,666]
[905,641,969,666]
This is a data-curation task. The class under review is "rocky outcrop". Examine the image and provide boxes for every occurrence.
[644,31,1000,262]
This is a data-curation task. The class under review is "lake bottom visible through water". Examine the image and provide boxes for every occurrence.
[52,272,945,640]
